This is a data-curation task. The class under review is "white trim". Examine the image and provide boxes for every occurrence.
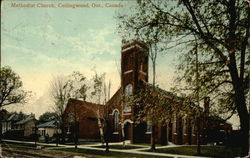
[113,132,119,134]
[123,113,132,115]
[122,44,145,53]
[122,119,133,125]
[146,132,152,134]
[139,71,147,76]
[124,70,133,74]
[111,109,120,115]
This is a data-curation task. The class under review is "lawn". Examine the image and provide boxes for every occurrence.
[53,148,170,158]
[147,146,241,158]
[93,144,146,150]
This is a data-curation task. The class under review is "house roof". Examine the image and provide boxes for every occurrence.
[14,115,36,125]
[37,120,57,128]
[63,99,105,122]
[7,113,28,122]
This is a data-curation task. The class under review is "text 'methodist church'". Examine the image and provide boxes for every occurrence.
[63,40,232,145]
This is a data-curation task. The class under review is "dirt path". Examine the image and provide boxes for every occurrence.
[1,145,97,158]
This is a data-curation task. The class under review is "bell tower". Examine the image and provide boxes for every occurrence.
[121,40,148,112]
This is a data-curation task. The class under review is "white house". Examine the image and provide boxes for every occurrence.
[37,120,59,138]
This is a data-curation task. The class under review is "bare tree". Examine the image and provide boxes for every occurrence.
[90,73,106,145]
[50,72,88,145]
[50,75,70,144]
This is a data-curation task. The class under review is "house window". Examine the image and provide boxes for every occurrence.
[146,120,152,133]
[125,84,133,96]
[41,130,45,136]
[114,111,119,132]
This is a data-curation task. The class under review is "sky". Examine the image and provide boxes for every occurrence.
[1,0,239,128]
[1,0,177,115]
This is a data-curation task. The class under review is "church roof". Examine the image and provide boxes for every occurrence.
[63,99,105,121]
[106,87,122,107]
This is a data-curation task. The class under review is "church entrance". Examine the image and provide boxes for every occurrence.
[123,121,132,140]
[168,121,173,142]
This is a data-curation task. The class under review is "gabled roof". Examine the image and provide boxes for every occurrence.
[144,82,231,125]
[7,113,28,122]
[106,87,122,107]
[14,115,36,125]
[144,82,203,110]
[63,99,105,120]
[37,120,57,128]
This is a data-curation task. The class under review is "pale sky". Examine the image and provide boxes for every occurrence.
[1,0,239,128]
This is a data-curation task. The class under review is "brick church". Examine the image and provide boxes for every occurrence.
[63,40,232,145]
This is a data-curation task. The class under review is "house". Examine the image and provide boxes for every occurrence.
[13,114,37,137]
[63,40,232,145]
[1,112,26,135]
[37,120,59,138]
[0,109,10,135]
[63,99,104,141]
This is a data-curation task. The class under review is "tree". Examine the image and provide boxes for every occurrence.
[0,66,30,140]
[39,112,57,123]
[117,0,249,156]
[50,71,88,144]
[90,73,106,146]
[0,66,30,108]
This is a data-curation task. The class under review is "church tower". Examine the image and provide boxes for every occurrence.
[121,40,149,113]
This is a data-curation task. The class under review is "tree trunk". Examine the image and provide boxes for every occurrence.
[104,120,110,152]
[97,109,105,145]
[122,124,125,147]
[74,122,78,149]
[228,55,249,156]
[151,47,156,151]
[0,121,2,142]
[196,118,201,155]
[61,124,65,144]
[235,92,249,156]
[151,124,156,151]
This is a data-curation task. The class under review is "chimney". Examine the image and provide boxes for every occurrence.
[204,97,210,116]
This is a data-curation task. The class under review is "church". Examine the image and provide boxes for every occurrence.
[63,40,232,145]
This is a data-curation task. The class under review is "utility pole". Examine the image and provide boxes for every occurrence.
[195,38,201,155]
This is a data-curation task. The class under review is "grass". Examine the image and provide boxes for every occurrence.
[146,146,241,158]
[53,148,171,158]
[93,144,145,150]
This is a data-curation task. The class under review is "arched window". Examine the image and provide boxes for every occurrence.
[124,84,132,112]
[125,84,133,96]
[114,110,119,132]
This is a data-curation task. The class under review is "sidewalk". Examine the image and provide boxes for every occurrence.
[2,139,210,158]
